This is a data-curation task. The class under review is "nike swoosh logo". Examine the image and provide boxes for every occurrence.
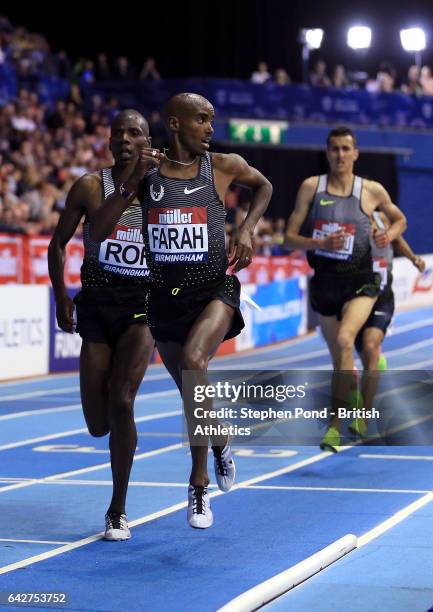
[133,313,146,319]
[184,185,206,195]
[320,199,335,206]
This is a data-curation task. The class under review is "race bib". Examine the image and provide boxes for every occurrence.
[313,220,355,261]
[98,225,150,277]
[373,257,388,290]
[148,207,208,264]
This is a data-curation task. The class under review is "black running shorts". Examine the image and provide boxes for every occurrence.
[310,270,381,320]
[147,275,244,344]
[74,286,149,345]
[355,289,395,353]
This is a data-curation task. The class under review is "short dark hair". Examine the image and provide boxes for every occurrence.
[326,126,357,148]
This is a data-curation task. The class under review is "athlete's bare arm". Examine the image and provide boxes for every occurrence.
[212,153,272,272]
[393,235,426,272]
[48,174,102,332]
[285,177,350,251]
[365,182,407,247]
[90,148,162,242]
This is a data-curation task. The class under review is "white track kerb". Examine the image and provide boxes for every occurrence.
[218,534,357,612]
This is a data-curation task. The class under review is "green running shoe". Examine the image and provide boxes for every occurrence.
[320,426,340,453]
[378,354,387,371]
[348,418,368,440]
[348,389,363,410]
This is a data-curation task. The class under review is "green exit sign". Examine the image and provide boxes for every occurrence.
[229,119,288,144]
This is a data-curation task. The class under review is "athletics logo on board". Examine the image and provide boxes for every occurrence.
[150,184,164,202]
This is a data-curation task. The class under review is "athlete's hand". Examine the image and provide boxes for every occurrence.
[320,231,351,251]
[55,294,76,333]
[413,255,426,273]
[126,147,163,190]
[228,228,253,272]
[373,230,389,249]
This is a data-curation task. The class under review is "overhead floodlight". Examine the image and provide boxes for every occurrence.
[347,26,372,50]
[303,28,324,50]
[400,28,426,52]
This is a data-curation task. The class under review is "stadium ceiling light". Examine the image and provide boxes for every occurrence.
[400,27,426,68]
[299,28,324,84]
[303,28,324,50]
[400,28,426,52]
[347,26,372,50]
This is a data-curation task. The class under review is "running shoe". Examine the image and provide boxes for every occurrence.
[213,436,236,492]
[320,426,340,453]
[187,485,213,529]
[378,354,387,371]
[348,418,368,440]
[104,511,131,541]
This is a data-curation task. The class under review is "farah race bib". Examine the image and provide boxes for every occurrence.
[373,257,388,290]
[98,225,150,277]
[148,207,209,264]
[313,220,355,261]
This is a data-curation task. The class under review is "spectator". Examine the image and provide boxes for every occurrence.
[94,53,112,81]
[310,60,331,88]
[251,61,271,84]
[139,57,161,80]
[274,68,291,85]
[401,65,422,96]
[114,55,136,80]
[366,62,396,93]
[420,65,433,96]
[332,64,349,89]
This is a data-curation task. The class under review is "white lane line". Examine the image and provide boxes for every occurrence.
[401,357,433,369]
[243,485,430,494]
[0,386,80,403]
[0,442,184,495]
[42,479,216,488]
[220,324,433,370]
[0,410,182,451]
[358,491,433,547]
[0,450,337,575]
[0,388,179,422]
[218,535,357,612]
[0,371,178,403]
[0,538,70,545]
[360,453,433,461]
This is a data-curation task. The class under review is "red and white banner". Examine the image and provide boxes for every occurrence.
[0,234,24,283]
[0,233,84,287]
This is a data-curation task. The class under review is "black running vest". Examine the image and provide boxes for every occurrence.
[141,153,227,288]
[80,168,150,287]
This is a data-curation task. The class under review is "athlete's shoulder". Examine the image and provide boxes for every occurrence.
[74,171,103,191]
[362,178,385,195]
[299,175,320,193]
[211,152,248,174]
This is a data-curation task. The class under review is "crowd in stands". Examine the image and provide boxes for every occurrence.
[250,59,433,96]
[0,14,431,246]
[0,88,167,236]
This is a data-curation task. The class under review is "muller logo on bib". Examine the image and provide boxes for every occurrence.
[150,184,164,202]
[148,207,208,263]
[98,224,149,277]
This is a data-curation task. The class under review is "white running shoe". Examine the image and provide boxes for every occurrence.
[187,485,213,529]
[213,438,236,492]
[104,511,131,541]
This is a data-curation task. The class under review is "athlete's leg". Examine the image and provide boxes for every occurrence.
[318,314,340,369]
[107,324,154,514]
[358,326,385,430]
[338,296,377,370]
[181,300,234,487]
[79,341,112,437]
